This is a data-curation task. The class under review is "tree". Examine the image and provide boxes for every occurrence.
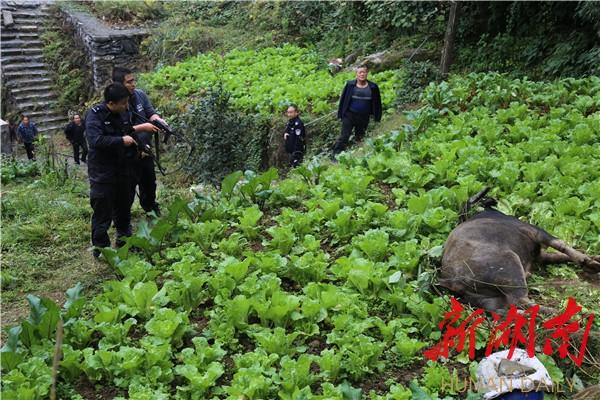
[440,1,460,77]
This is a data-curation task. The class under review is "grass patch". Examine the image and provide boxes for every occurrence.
[0,136,193,336]
[1,165,105,328]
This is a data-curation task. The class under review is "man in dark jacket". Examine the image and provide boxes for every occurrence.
[85,83,150,256]
[332,64,382,158]
[283,104,306,167]
[64,113,88,164]
[17,115,38,160]
[112,66,163,216]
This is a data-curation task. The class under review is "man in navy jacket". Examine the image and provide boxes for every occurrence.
[17,115,38,160]
[85,83,141,256]
[332,64,382,158]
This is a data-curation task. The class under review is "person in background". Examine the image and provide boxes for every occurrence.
[8,118,18,143]
[17,115,38,160]
[64,113,88,164]
[112,66,163,216]
[85,83,142,257]
[283,104,306,168]
[331,64,382,160]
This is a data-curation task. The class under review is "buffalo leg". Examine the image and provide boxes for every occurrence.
[539,251,572,265]
[461,292,507,313]
[546,239,600,270]
[461,292,554,314]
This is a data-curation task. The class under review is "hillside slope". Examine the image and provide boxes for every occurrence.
[2,73,599,399]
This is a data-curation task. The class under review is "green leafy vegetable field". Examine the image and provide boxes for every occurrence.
[2,73,599,399]
[140,44,398,116]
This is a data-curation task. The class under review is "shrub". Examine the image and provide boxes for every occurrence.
[85,0,165,24]
[174,87,270,185]
[140,17,217,67]
[395,61,441,106]
[0,158,40,184]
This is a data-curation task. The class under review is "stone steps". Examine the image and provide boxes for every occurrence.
[5,8,50,13]
[14,91,55,102]
[24,109,65,121]
[1,15,49,25]
[1,38,43,48]
[3,61,48,71]
[1,24,39,32]
[1,53,45,64]
[1,31,39,40]
[3,68,49,78]
[1,1,68,137]
[38,122,66,134]
[1,1,49,10]
[39,114,67,124]
[4,8,51,16]
[11,16,47,23]
[1,47,44,56]
[11,83,53,94]
[5,76,52,87]
[16,98,55,110]
[3,60,48,69]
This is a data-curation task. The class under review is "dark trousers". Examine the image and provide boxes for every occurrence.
[24,142,35,160]
[72,140,88,164]
[137,158,158,213]
[332,112,370,154]
[289,150,304,167]
[90,178,136,248]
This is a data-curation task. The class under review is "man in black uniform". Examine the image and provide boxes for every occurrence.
[283,104,306,167]
[86,83,143,257]
[64,113,88,164]
[112,67,163,215]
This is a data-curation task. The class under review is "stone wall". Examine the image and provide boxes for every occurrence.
[1,119,13,155]
[60,7,148,90]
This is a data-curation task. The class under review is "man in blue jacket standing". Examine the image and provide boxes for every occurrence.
[17,115,38,160]
[332,64,382,159]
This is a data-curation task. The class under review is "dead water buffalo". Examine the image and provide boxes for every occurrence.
[439,188,600,312]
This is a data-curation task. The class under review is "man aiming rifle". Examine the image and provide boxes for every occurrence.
[112,66,166,216]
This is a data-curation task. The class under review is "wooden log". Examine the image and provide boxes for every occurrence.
[440,1,460,77]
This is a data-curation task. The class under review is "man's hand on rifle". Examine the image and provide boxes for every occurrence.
[135,122,160,133]
[284,133,289,140]
[122,135,137,147]
[152,117,170,129]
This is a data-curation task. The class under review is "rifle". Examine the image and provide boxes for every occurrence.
[129,110,195,175]
[150,118,173,144]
